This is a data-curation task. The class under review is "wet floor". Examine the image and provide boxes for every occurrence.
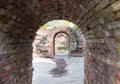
[50,59,67,77]
[32,56,84,84]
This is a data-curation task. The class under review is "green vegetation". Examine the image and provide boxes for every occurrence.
[84,79,86,84]
[58,45,68,50]
[40,20,78,30]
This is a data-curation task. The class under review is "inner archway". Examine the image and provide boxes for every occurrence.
[54,32,70,58]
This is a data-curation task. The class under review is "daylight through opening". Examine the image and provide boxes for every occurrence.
[32,20,85,84]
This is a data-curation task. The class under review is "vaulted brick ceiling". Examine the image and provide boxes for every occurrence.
[0,0,87,25]
[0,0,117,31]
[0,0,120,84]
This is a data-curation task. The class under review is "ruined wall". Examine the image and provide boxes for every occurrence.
[71,28,85,57]
[33,27,84,58]
[0,0,120,84]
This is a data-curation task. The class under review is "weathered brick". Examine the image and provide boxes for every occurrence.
[0,0,119,84]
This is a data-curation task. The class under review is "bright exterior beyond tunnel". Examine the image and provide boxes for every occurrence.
[0,0,120,84]
[33,20,85,58]
[32,20,85,84]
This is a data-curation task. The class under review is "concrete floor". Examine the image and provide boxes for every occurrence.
[55,50,69,56]
[32,56,84,84]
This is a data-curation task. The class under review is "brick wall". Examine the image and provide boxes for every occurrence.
[33,27,84,58]
[0,0,120,84]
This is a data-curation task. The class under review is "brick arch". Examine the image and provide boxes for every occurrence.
[53,31,70,56]
[33,26,78,58]
[0,0,120,84]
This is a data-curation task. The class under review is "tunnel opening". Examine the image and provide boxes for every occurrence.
[33,20,85,58]
[32,20,85,84]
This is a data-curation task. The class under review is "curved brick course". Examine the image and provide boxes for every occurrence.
[0,0,120,84]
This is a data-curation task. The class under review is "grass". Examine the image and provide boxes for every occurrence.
[58,46,68,50]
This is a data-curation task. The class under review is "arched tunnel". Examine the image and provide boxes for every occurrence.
[0,0,120,84]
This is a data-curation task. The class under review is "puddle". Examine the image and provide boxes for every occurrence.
[49,59,68,77]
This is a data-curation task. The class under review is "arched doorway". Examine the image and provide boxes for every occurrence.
[32,20,85,84]
[53,32,70,58]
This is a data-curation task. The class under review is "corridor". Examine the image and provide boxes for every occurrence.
[0,0,120,84]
